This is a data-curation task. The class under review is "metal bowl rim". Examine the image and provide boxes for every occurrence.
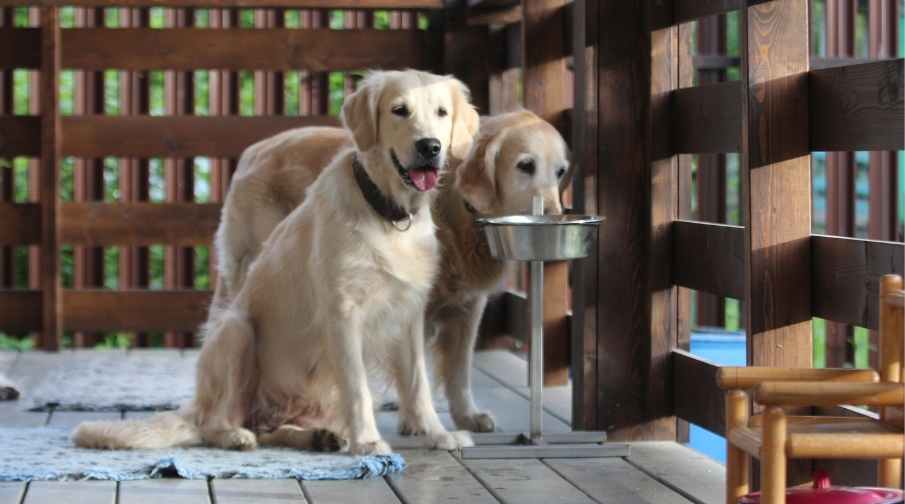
[475,215,604,226]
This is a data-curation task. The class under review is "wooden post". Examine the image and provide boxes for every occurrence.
[741,0,812,485]
[521,0,572,386]
[761,406,787,504]
[39,6,61,350]
[595,1,675,439]
[0,7,14,290]
[72,7,106,348]
[825,0,857,368]
[878,274,903,488]
[726,390,750,504]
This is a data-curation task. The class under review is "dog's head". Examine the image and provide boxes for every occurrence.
[455,110,568,215]
[342,70,479,194]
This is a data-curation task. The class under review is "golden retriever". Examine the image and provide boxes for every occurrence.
[73,70,480,455]
[209,109,567,434]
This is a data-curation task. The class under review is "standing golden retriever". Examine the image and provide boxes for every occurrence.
[211,109,567,434]
[73,70,479,455]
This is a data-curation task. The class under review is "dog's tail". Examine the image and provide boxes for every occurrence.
[72,409,201,450]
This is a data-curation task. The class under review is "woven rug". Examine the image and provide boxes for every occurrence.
[0,428,405,481]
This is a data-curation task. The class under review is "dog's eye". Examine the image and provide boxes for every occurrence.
[556,167,567,179]
[391,104,410,117]
[437,106,448,118]
[517,159,536,176]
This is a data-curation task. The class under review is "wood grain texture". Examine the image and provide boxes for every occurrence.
[544,458,694,504]
[0,116,40,156]
[211,479,306,504]
[60,202,220,246]
[119,479,210,504]
[811,234,905,330]
[671,81,741,153]
[303,480,399,504]
[385,450,497,504]
[672,349,725,435]
[63,289,211,332]
[671,220,745,298]
[0,203,40,245]
[61,28,433,71]
[0,0,442,6]
[38,6,61,351]
[62,115,339,158]
[626,442,725,504]
[462,458,596,504]
[24,481,116,504]
[742,0,812,365]
[809,58,904,151]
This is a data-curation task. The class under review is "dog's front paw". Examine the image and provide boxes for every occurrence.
[398,418,426,436]
[218,428,258,451]
[453,411,496,433]
[430,430,474,450]
[349,438,392,456]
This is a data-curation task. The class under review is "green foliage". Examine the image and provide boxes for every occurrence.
[0,333,33,351]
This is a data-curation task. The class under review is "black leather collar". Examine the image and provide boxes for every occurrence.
[463,198,479,216]
[352,154,413,228]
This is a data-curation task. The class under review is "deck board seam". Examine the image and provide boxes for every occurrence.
[622,455,708,504]
[206,478,215,504]
[471,362,571,426]
[296,479,313,504]
[382,474,409,504]
[449,452,505,504]
[537,458,604,504]
[18,481,29,504]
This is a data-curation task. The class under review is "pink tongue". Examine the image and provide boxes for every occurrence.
[410,169,439,191]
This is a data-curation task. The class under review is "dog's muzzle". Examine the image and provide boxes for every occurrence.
[391,148,440,192]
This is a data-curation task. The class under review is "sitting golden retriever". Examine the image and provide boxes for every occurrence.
[212,109,568,434]
[73,70,479,454]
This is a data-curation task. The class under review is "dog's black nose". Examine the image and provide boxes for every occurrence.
[415,138,441,159]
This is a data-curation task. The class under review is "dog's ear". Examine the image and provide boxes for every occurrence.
[341,74,382,152]
[455,127,507,213]
[448,79,480,165]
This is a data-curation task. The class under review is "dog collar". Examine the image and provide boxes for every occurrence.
[463,198,479,216]
[352,154,414,231]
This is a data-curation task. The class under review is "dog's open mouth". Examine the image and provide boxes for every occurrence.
[391,149,440,192]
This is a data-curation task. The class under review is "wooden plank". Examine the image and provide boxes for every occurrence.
[626,442,725,504]
[120,479,210,504]
[471,386,570,433]
[386,450,497,504]
[0,482,25,504]
[809,59,904,151]
[63,290,211,332]
[62,115,339,158]
[0,203,40,245]
[672,349,724,436]
[0,116,40,156]
[473,350,527,387]
[522,0,571,386]
[462,458,595,504]
[0,28,40,69]
[0,290,41,332]
[0,0,442,6]
[211,479,305,504]
[38,6,61,351]
[0,401,48,427]
[24,481,116,504]
[671,81,741,154]
[651,0,770,28]
[544,458,694,504]
[742,0,812,359]
[61,28,433,71]
[811,235,905,330]
[671,220,745,298]
[303,480,399,504]
[60,203,220,246]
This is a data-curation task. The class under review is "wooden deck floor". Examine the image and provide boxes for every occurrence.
[0,349,725,504]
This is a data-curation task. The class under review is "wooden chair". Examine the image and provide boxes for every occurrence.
[718,274,904,504]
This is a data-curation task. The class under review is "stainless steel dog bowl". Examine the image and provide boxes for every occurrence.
[476,214,603,261]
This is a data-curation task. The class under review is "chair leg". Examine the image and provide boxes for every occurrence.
[879,459,902,489]
[761,407,787,504]
[726,390,751,504]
